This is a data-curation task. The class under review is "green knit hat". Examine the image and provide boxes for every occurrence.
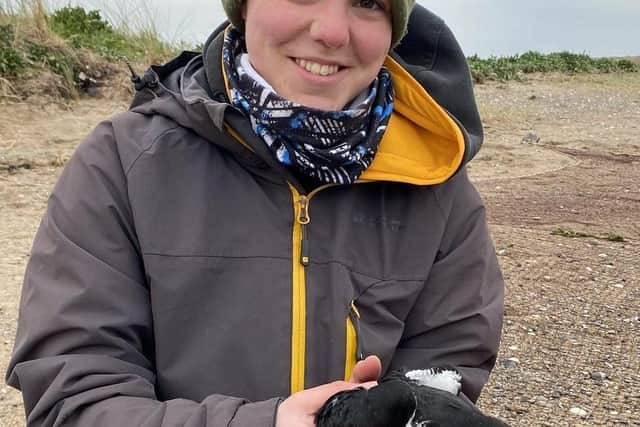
[221,0,416,48]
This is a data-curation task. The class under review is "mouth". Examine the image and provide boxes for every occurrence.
[294,58,343,76]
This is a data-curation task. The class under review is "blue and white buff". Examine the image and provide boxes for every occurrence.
[222,28,394,185]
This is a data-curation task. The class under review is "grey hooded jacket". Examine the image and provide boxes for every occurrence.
[7,6,504,426]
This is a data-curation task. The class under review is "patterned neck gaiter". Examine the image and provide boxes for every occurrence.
[222,28,394,185]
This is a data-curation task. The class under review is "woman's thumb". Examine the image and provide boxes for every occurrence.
[349,355,382,383]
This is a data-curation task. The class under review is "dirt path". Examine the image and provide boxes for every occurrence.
[1,73,639,426]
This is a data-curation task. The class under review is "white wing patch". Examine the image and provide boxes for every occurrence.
[405,368,462,395]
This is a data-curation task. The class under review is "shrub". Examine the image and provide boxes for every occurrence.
[468,51,639,83]
[0,23,27,76]
[50,6,128,57]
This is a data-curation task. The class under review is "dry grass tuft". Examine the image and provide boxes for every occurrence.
[0,0,178,102]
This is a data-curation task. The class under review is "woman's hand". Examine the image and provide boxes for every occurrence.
[348,355,382,384]
[275,355,382,427]
[275,381,363,427]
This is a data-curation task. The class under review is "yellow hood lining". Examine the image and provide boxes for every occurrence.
[360,56,466,186]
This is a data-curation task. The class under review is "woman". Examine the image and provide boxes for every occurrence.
[7,0,504,425]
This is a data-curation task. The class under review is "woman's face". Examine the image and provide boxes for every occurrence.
[242,0,392,110]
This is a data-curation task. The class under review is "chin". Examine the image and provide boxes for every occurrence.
[280,85,351,110]
[294,95,347,111]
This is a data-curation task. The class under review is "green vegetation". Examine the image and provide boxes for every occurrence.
[49,6,128,56]
[0,0,178,99]
[551,227,626,243]
[468,51,639,82]
[48,5,177,60]
[0,22,25,76]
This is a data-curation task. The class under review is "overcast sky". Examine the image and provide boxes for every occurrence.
[52,0,640,58]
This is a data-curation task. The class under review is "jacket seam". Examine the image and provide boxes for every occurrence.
[225,401,242,427]
[143,253,290,261]
[124,121,182,176]
[142,252,427,284]
[48,207,146,288]
[430,185,448,225]
[272,398,284,427]
[308,259,428,283]
[355,279,392,300]
[109,127,145,261]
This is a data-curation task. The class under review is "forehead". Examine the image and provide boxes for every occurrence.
[247,0,394,9]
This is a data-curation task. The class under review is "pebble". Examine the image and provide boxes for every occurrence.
[570,407,589,417]
[534,396,550,407]
[522,132,541,144]
[590,371,607,382]
[500,357,520,369]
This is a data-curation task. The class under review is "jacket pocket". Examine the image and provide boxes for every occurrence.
[344,300,363,380]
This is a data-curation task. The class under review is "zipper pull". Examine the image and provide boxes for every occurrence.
[297,196,310,225]
[298,196,310,265]
[349,301,364,361]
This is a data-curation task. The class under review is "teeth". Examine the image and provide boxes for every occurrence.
[295,58,339,76]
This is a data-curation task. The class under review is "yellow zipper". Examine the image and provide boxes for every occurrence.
[344,300,362,380]
[290,185,307,393]
[288,184,332,393]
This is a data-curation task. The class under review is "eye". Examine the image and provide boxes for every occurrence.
[354,0,387,11]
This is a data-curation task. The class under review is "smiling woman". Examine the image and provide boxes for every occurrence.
[240,0,392,110]
[6,0,506,426]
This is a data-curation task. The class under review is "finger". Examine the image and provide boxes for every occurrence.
[349,355,382,383]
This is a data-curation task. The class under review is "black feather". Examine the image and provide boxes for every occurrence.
[315,380,416,427]
[316,371,511,427]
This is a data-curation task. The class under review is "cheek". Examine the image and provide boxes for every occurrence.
[354,35,391,68]
[245,6,305,47]
[351,23,392,66]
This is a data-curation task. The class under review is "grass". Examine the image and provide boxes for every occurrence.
[0,0,179,99]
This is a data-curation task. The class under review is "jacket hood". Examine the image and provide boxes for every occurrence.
[129,5,482,187]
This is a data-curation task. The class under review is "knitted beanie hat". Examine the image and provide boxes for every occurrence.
[221,0,416,48]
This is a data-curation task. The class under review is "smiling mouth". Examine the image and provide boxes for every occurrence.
[294,58,342,76]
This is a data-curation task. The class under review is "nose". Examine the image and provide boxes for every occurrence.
[309,2,351,48]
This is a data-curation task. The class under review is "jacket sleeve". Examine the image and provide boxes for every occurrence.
[5,121,281,426]
[388,171,504,403]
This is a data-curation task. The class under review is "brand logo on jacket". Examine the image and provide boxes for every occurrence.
[352,214,404,231]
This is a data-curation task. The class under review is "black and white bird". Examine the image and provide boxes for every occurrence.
[316,368,510,427]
